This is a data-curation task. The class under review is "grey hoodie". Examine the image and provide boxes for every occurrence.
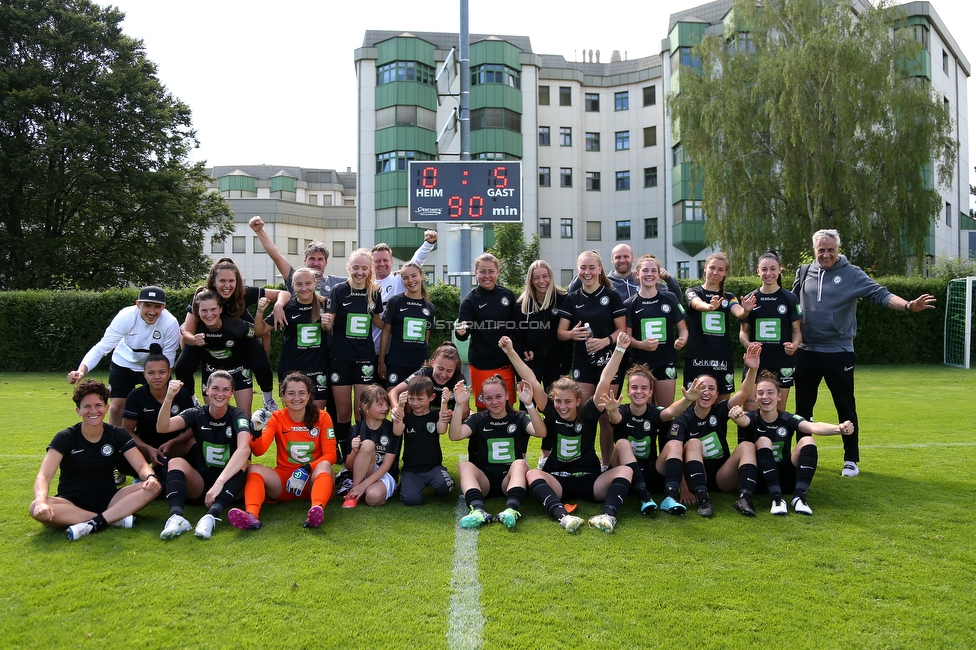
[791,255,892,352]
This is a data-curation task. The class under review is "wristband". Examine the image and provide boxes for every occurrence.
[523,402,535,409]
[614,346,627,354]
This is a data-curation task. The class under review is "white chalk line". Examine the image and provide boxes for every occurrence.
[447,454,483,650]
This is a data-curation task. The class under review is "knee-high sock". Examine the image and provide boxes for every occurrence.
[529,478,567,521]
[311,471,334,509]
[627,462,650,502]
[602,476,631,517]
[335,422,352,462]
[738,463,758,498]
[664,458,683,497]
[165,469,187,516]
[756,447,781,498]
[208,470,245,516]
[464,488,485,511]
[794,445,818,497]
[685,460,708,498]
[505,486,527,511]
[244,472,266,518]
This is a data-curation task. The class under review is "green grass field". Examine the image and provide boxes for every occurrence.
[1,367,974,649]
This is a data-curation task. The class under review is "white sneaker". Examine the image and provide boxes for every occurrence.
[67,521,95,541]
[841,461,859,477]
[263,397,279,412]
[558,514,584,533]
[160,514,191,540]
[194,514,218,539]
[792,496,813,516]
[588,513,617,533]
[111,515,135,529]
[770,498,788,516]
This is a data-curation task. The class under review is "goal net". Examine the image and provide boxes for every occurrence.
[944,276,975,369]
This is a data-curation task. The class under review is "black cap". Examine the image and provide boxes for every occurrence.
[137,286,166,304]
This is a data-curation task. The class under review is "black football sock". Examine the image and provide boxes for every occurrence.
[464,488,485,511]
[91,513,108,533]
[664,458,683,497]
[738,463,758,498]
[529,478,567,521]
[505,486,527,510]
[602,477,631,518]
[209,470,245,516]
[685,459,708,497]
[795,445,818,496]
[756,447,782,499]
[165,469,187,516]
[627,462,650,502]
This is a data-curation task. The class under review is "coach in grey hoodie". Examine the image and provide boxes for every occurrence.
[791,229,935,478]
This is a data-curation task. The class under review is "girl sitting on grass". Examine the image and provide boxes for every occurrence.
[30,380,161,541]
[341,385,401,508]
[227,372,337,531]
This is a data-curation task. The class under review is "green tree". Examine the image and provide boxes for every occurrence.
[670,0,955,275]
[488,222,540,289]
[0,0,233,290]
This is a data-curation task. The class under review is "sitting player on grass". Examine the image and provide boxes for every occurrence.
[394,375,453,506]
[729,371,853,516]
[228,372,337,531]
[450,346,546,529]
[341,385,401,508]
[599,333,706,516]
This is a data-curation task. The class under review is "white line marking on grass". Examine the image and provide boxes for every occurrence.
[447,454,483,650]
[856,442,976,450]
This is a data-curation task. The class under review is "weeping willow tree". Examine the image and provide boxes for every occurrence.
[669,0,956,274]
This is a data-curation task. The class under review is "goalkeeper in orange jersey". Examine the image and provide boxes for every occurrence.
[228,372,337,530]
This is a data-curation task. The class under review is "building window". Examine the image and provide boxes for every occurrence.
[376,150,433,174]
[560,218,573,238]
[946,202,952,226]
[559,86,571,106]
[643,126,657,147]
[377,60,435,86]
[470,63,521,89]
[697,260,707,278]
[559,127,572,146]
[644,167,658,188]
[614,91,629,111]
[616,220,631,240]
[615,170,630,190]
[253,279,266,288]
[332,241,346,259]
[232,236,246,254]
[539,126,550,146]
[673,145,683,166]
[677,261,690,279]
[561,269,574,286]
[615,131,630,151]
[287,238,298,255]
[539,167,551,187]
[585,93,600,112]
[643,85,656,106]
[470,107,521,132]
[253,236,265,254]
[586,172,601,191]
[585,132,600,152]
[375,105,437,130]
[560,167,573,188]
[539,85,550,105]
[539,218,551,238]
[644,217,659,238]
[475,152,513,161]
[586,221,602,241]
[211,238,225,254]
[943,50,949,74]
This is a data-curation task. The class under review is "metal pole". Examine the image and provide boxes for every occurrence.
[459,0,472,296]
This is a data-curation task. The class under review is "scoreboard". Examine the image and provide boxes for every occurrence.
[407,161,522,223]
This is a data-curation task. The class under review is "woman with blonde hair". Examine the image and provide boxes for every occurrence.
[323,248,384,459]
[514,260,572,390]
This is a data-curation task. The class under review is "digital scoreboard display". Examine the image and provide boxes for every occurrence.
[407,161,522,223]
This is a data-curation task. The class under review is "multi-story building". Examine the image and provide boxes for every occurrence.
[204,165,357,286]
[353,2,969,286]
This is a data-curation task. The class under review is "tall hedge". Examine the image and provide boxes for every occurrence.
[0,276,951,372]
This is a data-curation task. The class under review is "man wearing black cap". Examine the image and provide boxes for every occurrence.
[68,286,181,426]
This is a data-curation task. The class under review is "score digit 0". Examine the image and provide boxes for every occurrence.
[421,166,438,189]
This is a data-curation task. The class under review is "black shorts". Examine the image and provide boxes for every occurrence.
[202,362,253,391]
[744,365,795,389]
[572,363,623,386]
[329,359,379,386]
[58,488,116,514]
[478,465,510,498]
[684,358,735,394]
[648,363,679,382]
[385,365,419,389]
[702,457,729,492]
[107,362,146,400]
[635,460,666,492]
[551,472,598,502]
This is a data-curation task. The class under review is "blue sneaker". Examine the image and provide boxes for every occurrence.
[459,508,493,529]
[640,498,658,515]
[660,496,687,515]
[496,508,520,529]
